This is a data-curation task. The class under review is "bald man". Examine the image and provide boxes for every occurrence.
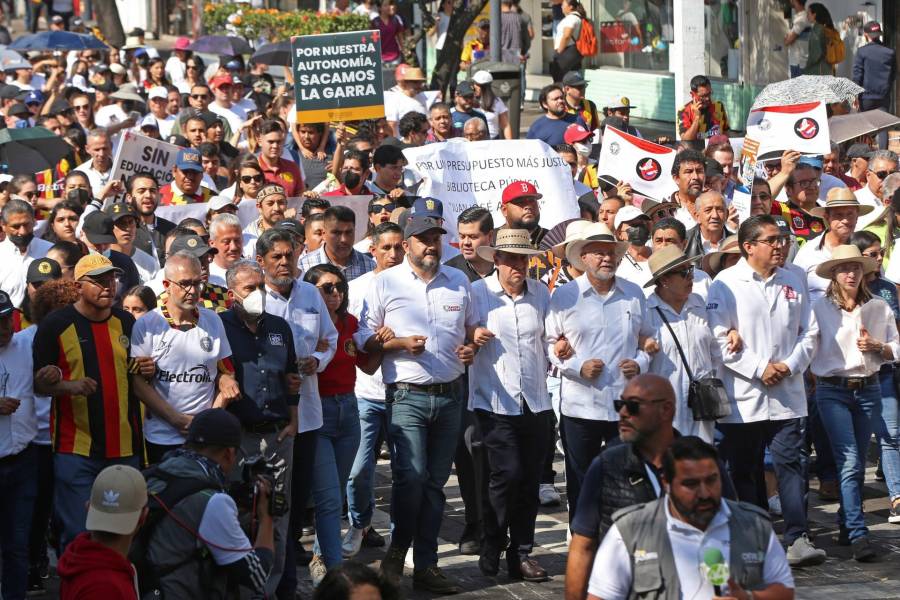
[564,374,736,600]
[684,191,730,259]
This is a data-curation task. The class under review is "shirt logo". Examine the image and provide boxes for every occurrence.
[636,157,662,182]
[268,333,284,346]
[118,334,130,349]
[633,550,659,563]
[706,302,718,310]
[810,220,823,233]
[443,304,462,312]
[157,364,213,383]
[792,215,805,229]
[742,551,764,563]
[344,338,357,356]
[794,117,819,140]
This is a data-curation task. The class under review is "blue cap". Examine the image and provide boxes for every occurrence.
[175,147,202,172]
[410,197,443,219]
[23,90,43,105]
[798,155,823,170]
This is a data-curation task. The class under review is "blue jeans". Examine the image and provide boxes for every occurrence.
[387,381,463,570]
[807,374,836,483]
[816,380,881,541]
[54,453,141,553]
[347,398,389,530]
[875,369,900,500]
[0,444,38,600]
[312,393,361,568]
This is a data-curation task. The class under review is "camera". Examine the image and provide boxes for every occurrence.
[229,453,288,517]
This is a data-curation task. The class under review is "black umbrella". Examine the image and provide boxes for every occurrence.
[0,126,72,172]
[188,35,253,56]
[251,40,291,66]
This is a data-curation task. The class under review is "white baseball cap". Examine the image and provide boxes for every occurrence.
[472,70,493,85]
[148,85,168,101]
[613,205,648,231]
[209,195,237,211]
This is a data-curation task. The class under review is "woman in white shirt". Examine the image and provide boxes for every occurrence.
[550,0,585,82]
[472,71,512,139]
[810,245,900,561]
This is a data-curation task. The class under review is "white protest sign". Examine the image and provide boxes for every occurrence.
[731,185,752,224]
[745,101,830,160]
[597,126,677,201]
[402,138,579,240]
[109,130,180,187]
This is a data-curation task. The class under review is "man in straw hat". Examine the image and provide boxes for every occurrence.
[545,222,655,525]
[386,64,429,136]
[469,229,554,582]
[707,214,826,567]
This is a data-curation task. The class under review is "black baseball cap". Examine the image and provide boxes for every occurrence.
[846,143,873,160]
[275,218,304,239]
[0,290,13,317]
[456,81,475,97]
[864,21,883,36]
[169,234,217,258]
[7,103,30,118]
[186,409,242,448]
[82,211,118,245]
[103,202,138,221]
[0,85,19,100]
[404,215,446,239]
[704,158,725,179]
[27,257,62,284]
[562,71,586,87]
[48,98,72,115]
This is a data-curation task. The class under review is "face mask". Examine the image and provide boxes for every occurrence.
[343,171,362,190]
[573,142,592,158]
[8,232,33,247]
[627,223,650,246]
[238,288,266,318]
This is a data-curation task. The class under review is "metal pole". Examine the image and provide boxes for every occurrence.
[490,0,501,62]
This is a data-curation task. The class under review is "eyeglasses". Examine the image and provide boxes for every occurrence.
[369,202,396,213]
[614,396,667,415]
[240,174,264,184]
[190,94,209,100]
[21,190,36,199]
[169,279,205,293]
[870,169,898,180]
[318,282,347,295]
[752,234,790,247]
[73,104,90,111]
[791,177,818,189]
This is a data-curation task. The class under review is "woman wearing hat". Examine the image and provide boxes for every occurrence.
[809,245,899,561]
[472,71,512,140]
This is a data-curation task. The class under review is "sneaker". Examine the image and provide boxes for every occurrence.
[363,526,386,547]
[889,498,900,524]
[309,555,327,588]
[852,536,877,562]
[767,494,782,516]
[405,546,415,569]
[539,483,561,507]
[413,565,460,595]
[786,533,827,567]
[818,480,840,502]
[380,544,407,584]
[342,526,364,558]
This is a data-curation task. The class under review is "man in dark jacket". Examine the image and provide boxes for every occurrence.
[853,21,897,147]
[684,190,731,260]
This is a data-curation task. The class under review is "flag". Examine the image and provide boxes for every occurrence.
[745,101,830,160]
[597,126,677,200]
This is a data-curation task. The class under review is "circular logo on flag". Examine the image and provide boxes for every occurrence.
[609,141,620,156]
[811,220,824,233]
[636,157,662,182]
[759,119,772,131]
[793,117,819,140]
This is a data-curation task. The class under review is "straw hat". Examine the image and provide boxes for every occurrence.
[814,244,878,279]
[701,234,741,274]
[643,245,701,288]
[808,187,874,219]
[551,219,592,259]
[476,229,543,262]
[565,222,628,272]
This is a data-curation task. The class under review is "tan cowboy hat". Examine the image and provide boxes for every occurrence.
[808,187,874,219]
[565,222,628,272]
[814,244,878,278]
[476,229,544,262]
[701,234,741,274]
[551,219,592,259]
[643,245,701,288]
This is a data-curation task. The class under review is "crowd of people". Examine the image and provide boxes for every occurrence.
[0,3,897,600]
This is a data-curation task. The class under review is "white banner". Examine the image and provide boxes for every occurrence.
[745,101,831,160]
[109,130,180,187]
[597,126,677,201]
[402,138,579,240]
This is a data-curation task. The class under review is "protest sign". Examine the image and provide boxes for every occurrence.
[292,30,384,123]
[403,138,579,240]
[745,101,830,160]
[597,126,678,201]
[109,130,179,187]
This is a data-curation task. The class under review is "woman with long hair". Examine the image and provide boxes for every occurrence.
[42,199,83,244]
[550,0,586,82]
[122,285,158,318]
[177,55,206,95]
[472,72,512,139]
[804,3,837,75]
[224,154,265,205]
[142,57,169,91]
[809,245,899,561]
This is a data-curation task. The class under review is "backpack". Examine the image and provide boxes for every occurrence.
[824,27,844,65]
[576,18,598,57]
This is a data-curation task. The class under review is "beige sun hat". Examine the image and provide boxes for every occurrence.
[808,187,874,219]
[701,234,741,274]
[565,222,628,272]
[476,228,544,262]
[814,244,879,279]
[643,245,701,288]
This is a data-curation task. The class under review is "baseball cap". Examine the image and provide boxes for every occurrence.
[606,95,636,110]
[139,114,160,130]
[169,234,217,258]
[613,205,647,230]
[210,74,234,89]
[175,147,202,172]
[167,134,190,148]
[0,290,12,317]
[94,79,117,94]
[109,63,126,75]
[472,70,493,85]
[864,21,883,36]
[23,90,43,106]
[257,183,286,203]
[562,71,586,87]
[404,215,446,239]
[0,85,20,100]
[50,14,64,24]
[846,143,873,160]
[148,85,168,101]
[564,123,593,145]
[27,257,62,284]
[49,98,71,114]
[74,253,122,281]
[456,80,475,96]
[704,158,725,179]
[7,103,29,118]
[82,212,119,245]
[85,465,147,535]
[410,196,443,219]
[501,180,542,204]
[186,408,242,447]
[198,110,224,129]
[798,155,823,170]
[104,202,138,221]
[209,195,237,211]
[275,218,304,238]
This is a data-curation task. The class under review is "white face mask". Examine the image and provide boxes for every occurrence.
[239,288,266,318]
[573,142,592,158]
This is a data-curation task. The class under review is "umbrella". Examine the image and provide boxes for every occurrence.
[251,40,291,66]
[0,126,72,172]
[188,35,253,56]
[750,76,864,111]
[9,31,107,51]
[828,109,900,144]
[539,218,579,252]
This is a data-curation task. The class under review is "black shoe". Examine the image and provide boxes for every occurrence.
[363,526,385,547]
[26,570,45,597]
[458,523,482,555]
[478,543,501,576]
[380,544,408,584]
[413,565,460,595]
[852,536,877,562]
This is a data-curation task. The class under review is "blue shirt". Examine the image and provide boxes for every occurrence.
[526,113,585,147]
[450,108,488,135]
[220,310,299,425]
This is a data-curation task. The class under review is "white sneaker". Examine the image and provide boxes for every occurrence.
[539,483,561,506]
[405,545,415,569]
[786,534,826,567]
[767,495,782,516]
[342,526,364,558]
[309,554,327,587]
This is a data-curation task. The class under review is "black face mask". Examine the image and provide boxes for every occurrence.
[8,232,33,247]
[627,223,650,246]
[343,171,362,190]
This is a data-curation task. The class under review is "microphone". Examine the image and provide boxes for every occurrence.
[700,547,730,596]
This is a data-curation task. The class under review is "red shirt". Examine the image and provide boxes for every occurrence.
[323,184,370,197]
[259,155,304,197]
[318,314,364,396]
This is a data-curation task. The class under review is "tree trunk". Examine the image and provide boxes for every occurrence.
[93,0,126,48]
[401,0,435,68]
[430,0,489,100]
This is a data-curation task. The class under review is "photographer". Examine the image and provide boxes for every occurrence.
[140,409,274,599]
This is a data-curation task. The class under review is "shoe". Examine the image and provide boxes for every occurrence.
[379,447,391,460]
[890,498,900,524]
[413,565,460,595]
[478,542,501,576]
[363,526,385,547]
[26,571,45,597]
[342,526,364,558]
[767,495,782,516]
[876,459,885,482]
[786,533,827,567]
[380,544,407,584]
[405,546,415,569]
[458,523,482,555]
[301,525,316,537]
[539,483,561,507]
[507,553,549,582]
[818,480,840,502]
[308,555,327,588]
[836,526,851,546]
[851,536,877,562]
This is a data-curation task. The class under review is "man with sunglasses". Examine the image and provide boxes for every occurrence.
[352,198,395,254]
[857,149,899,208]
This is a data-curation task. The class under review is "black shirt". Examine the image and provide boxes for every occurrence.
[444,253,494,283]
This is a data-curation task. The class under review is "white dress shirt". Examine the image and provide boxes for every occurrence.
[74,158,112,198]
[469,274,551,415]
[264,280,338,433]
[615,254,653,289]
[0,236,52,307]
[208,261,228,287]
[809,296,900,377]
[854,184,879,208]
[646,293,721,442]
[707,258,816,423]
[0,329,37,457]
[20,326,51,445]
[129,246,159,284]
[792,232,838,304]
[348,270,386,402]
[209,102,244,134]
[362,257,476,385]
[545,275,653,421]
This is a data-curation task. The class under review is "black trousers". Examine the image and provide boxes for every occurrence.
[145,441,181,466]
[277,428,318,600]
[476,407,553,558]
[28,444,54,566]
[559,416,619,524]
[455,379,488,532]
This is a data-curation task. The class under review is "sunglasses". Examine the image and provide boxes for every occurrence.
[241,174,264,184]
[190,94,209,100]
[318,282,348,295]
[369,202,396,213]
[73,104,90,111]
[870,169,898,180]
[21,190,36,199]
[614,397,667,415]
[669,266,694,279]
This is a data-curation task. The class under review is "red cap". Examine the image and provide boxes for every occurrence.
[502,181,543,204]
[210,74,234,89]
[563,123,593,145]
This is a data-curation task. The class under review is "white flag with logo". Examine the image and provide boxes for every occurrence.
[597,126,677,200]
[745,101,830,160]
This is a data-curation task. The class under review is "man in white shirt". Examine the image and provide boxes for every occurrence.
[0,200,52,306]
[855,149,899,208]
[243,184,287,256]
[545,222,653,525]
[469,229,553,582]
[104,202,159,284]
[612,206,652,289]
[207,74,244,134]
[361,215,477,594]
[385,65,430,136]
[165,37,191,87]
[208,213,245,287]
[74,129,114,197]
[669,149,706,229]
[143,86,176,139]
[707,214,825,566]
